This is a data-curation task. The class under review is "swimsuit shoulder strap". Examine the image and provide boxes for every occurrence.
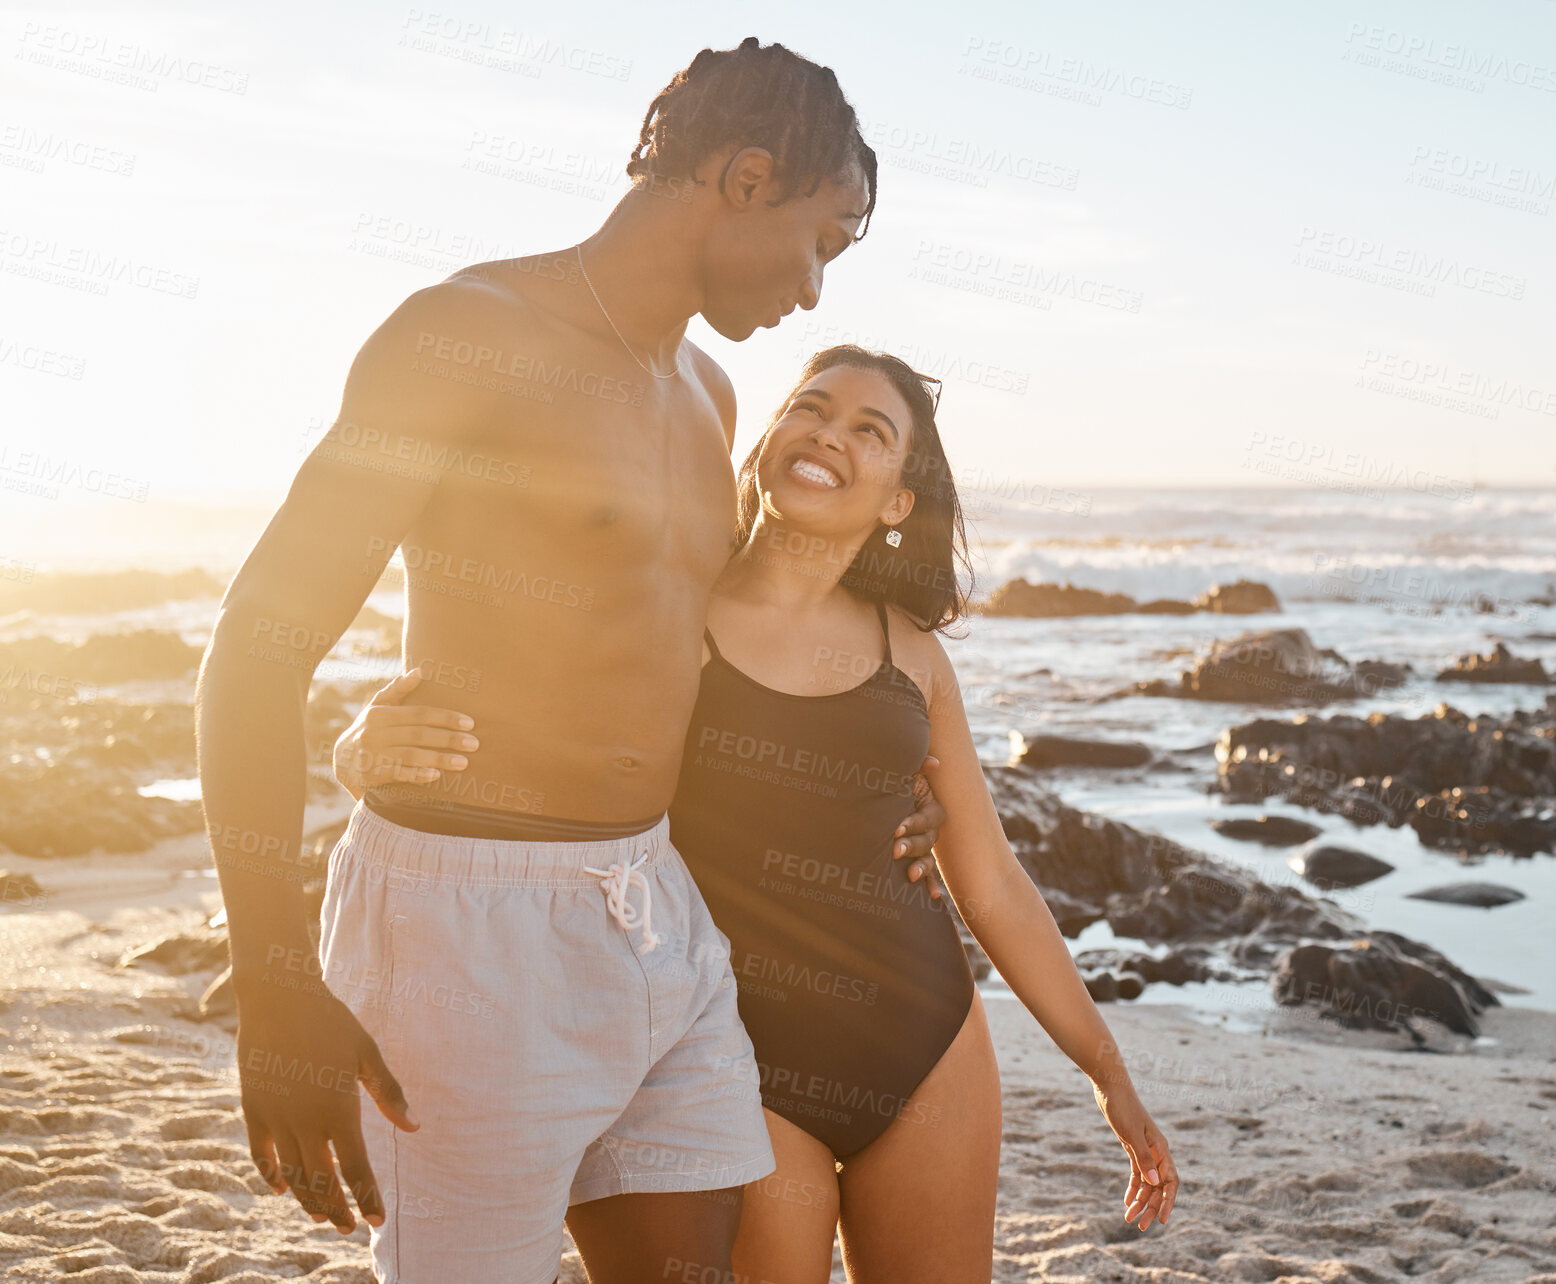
[874,598,893,667]
[703,627,724,661]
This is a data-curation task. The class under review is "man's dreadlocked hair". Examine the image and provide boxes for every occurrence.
[626,38,877,237]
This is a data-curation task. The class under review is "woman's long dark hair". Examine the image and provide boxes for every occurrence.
[734,345,972,633]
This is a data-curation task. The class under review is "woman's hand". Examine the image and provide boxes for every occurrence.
[1093,1079,1179,1231]
[332,669,479,800]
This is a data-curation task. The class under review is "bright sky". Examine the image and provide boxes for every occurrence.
[3,0,1554,543]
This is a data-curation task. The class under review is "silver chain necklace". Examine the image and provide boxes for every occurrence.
[575,244,680,380]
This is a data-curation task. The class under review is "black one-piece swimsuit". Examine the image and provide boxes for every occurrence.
[668,600,976,1159]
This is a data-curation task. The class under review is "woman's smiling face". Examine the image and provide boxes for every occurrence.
[756,363,916,543]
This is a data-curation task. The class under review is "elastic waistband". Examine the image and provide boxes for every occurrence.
[364,790,662,842]
[336,799,673,888]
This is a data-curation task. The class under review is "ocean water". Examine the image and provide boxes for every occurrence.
[947,487,1556,1015]
[7,487,1554,1015]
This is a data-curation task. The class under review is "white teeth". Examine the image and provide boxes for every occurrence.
[791,459,841,488]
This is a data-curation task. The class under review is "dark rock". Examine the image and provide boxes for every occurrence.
[985,763,1495,1037]
[1208,816,1323,846]
[1192,580,1281,614]
[1287,842,1394,890]
[1012,732,1153,769]
[980,579,1138,618]
[1074,947,1213,987]
[986,764,1362,948]
[978,578,1280,619]
[0,768,204,857]
[1407,882,1526,908]
[1081,971,1147,1002]
[118,931,230,975]
[1116,972,1145,1000]
[0,692,199,854]
[1271,931,1499,1040]
[1126,629,1408,706]
[1139,950,1214,986]
[0,630,204,686]
[960,934,992,981]
[1215,703,1556,856]
[1436,642,1548,686]
[0,569,225,616]
[1032,887,1106,937]
[1084,972,1121,1002]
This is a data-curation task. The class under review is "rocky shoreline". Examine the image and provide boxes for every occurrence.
[1214,698,1556,857]
[3,605,1550,1052]
[979,576,1281,618]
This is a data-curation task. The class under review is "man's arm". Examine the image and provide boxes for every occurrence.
[196,278,499,1231]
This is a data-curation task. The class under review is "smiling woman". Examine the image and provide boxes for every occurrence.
[734,344,972,632]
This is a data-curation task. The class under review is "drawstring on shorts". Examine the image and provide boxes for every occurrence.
[583,850,665,953]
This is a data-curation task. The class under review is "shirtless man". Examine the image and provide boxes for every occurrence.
[196,38,943,1284]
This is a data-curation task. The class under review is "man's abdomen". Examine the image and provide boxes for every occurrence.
[384,588,706,822]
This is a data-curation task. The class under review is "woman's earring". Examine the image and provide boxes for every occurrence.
[885,526,902,548]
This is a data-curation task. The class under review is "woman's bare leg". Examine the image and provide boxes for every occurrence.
[835,991,1001,1283]
[731,1107,840,1284]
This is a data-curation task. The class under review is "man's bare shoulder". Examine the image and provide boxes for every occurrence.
[680,339,737,449]
[441,250,583,326]
[378,266,544,352]
[339,263,567,433]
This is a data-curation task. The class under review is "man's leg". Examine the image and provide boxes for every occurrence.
[567,1188,743,1284]
[318,803,653,1282]
[563,840,776,1282]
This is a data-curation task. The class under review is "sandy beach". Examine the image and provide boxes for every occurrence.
[3,816,1553,1284]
